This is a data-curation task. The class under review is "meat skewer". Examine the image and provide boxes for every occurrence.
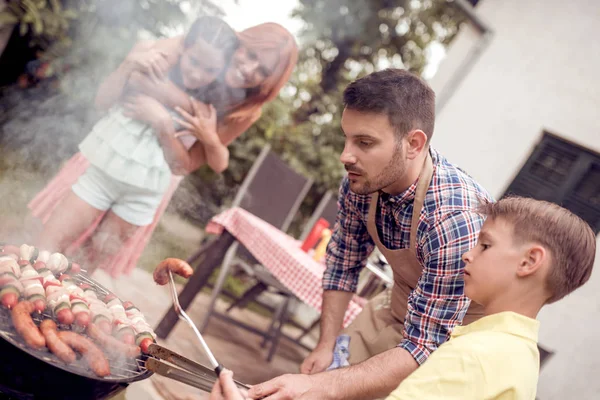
[123,301,156,353]
[19,264,46,313]
[59,274,90,327]
[0,258,22,309]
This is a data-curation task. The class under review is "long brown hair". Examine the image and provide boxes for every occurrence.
[226,23,299,122]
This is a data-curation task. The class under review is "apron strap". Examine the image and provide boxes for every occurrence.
[409,152,434,251]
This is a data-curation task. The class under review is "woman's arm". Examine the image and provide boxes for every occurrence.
[95,40,173,111]
[127,71,194,114]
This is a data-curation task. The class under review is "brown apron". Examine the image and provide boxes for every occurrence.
[343,153,484,364]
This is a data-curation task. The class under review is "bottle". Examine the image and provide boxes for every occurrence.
[313,228,332,262]
[301,218,330,252]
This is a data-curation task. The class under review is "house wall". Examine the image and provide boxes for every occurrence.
[430,1,600,399]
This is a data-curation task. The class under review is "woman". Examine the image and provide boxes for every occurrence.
[28,22,298,277]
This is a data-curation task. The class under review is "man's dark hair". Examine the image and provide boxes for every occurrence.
[343,68,436,141]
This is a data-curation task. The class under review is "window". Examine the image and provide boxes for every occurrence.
[504,132,600,234]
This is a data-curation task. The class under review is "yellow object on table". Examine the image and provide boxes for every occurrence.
[313,228,332,262]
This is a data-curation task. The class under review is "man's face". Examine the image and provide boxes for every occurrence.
[339,108,407,195]
[462,217,523,306]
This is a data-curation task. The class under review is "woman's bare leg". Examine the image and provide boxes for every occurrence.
[85,211,139,275]
[36,190,105,253]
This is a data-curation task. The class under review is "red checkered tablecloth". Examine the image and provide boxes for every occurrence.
[206,207,365,327]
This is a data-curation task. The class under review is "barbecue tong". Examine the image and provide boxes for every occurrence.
[144,343,250,392]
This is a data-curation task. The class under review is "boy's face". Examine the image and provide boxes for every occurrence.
[462,217,524,306]
[180,38,225,89]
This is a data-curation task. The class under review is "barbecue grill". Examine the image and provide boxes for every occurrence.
[0,273,152,400]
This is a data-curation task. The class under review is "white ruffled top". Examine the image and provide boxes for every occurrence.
[79,107,172,193]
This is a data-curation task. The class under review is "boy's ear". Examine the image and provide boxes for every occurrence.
[516,245,547,278]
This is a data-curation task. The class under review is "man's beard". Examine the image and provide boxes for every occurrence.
[349,143,406,195]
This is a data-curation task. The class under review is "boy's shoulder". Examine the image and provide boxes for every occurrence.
[446,326,540,377]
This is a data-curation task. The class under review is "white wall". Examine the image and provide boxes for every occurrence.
[430,1,600,399]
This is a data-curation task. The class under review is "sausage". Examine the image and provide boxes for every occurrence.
[40,320,76,364]
[1,244,21,257]
[57,331,111,377]
[87,323,141,358]
[153,258,194,285]
[11,301,46,350]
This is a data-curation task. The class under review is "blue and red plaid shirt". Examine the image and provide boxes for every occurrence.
[323,147,493,365]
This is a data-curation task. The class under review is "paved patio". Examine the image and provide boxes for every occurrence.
[93,268,313,400]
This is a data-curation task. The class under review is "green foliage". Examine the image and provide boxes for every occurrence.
[0,0,76,52]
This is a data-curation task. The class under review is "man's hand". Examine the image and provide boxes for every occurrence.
[248,374,327,400]
[300,343,334,374]
[209,370,247,400]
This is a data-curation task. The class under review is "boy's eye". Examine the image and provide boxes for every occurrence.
[481,243,490,250]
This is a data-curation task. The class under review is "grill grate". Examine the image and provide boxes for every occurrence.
[0,272,151,383]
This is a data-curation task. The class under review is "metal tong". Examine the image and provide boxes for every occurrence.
[167,270,224,376]
[145,343,250,392]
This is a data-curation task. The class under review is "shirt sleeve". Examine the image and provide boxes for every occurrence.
[398,210,484,364]
[386,343,486,400]
[322,177,375,292]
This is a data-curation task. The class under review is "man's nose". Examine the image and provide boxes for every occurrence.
[340,148,356,164]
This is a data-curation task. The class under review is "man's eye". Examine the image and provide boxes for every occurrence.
[359,141,372,147]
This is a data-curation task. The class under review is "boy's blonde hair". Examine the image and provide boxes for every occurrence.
[479,196,596,303]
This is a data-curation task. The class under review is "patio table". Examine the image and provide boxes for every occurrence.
[155,207,365,339]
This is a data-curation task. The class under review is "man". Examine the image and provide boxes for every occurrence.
[216,68,493,399]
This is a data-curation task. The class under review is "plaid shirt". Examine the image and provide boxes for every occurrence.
[323,148,493,365]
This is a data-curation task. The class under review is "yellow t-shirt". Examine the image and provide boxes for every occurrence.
[387,311,540,400]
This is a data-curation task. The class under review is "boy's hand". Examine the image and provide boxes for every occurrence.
[210,370,248,400]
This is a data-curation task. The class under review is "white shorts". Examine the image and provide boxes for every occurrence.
[72,165,166,226]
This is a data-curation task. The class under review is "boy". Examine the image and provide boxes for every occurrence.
[386,196,596,400]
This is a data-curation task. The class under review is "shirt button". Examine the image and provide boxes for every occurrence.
[401,203,407,209]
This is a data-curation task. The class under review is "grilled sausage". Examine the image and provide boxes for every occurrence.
[153,258,194,285]
[57,331,111,377]
[11,301,46,350]
[40,319,76,364]
[1,245,21,257]
[87,323,141,358]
